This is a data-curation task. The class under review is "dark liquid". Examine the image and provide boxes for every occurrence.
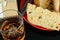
[1,17,25,40]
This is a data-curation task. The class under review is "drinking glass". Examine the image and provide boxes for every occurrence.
[0,9,25,40]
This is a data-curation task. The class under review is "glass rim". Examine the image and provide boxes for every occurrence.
[0,9,24,31]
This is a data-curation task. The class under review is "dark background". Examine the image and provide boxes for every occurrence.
[0,0,60,40]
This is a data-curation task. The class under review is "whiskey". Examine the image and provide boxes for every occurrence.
[1,17,25,40]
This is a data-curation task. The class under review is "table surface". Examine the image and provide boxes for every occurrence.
[24,21,60,40]
[0,0,60,40]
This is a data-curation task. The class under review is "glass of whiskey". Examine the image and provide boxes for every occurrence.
[0,9,25,40]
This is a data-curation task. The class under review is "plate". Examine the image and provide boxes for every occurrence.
[20,0,54,31]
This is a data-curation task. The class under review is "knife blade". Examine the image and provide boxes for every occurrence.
[20,0,32,16]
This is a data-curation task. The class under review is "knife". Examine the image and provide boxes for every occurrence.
[20,0,32,16]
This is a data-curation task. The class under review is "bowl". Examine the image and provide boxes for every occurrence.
[20,0,55,31]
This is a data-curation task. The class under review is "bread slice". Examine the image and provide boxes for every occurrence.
[34,0,51,9]
[26,3,60,31]
[53,0,60,12]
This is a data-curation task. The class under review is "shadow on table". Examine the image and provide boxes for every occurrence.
[24,20,60,40]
